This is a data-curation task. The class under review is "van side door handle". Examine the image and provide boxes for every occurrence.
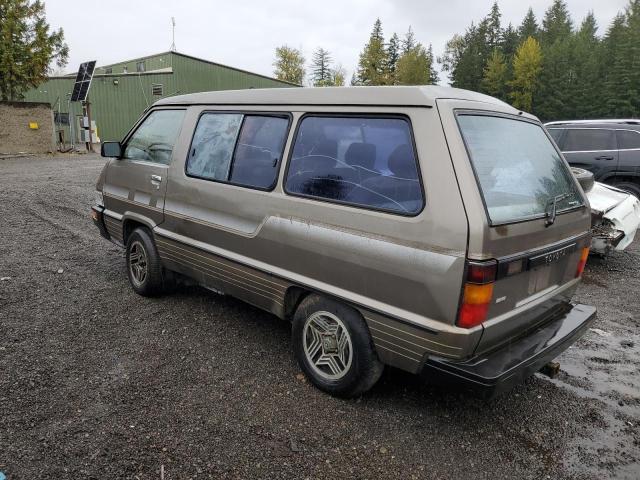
[150,174,162,189]
[595,155,614,160]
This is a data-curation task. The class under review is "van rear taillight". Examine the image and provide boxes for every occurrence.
[457,260,496,329]
[575,247,589,277]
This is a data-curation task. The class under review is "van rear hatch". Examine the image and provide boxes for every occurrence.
[439,103,592,357]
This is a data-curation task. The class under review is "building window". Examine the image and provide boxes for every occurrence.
[104,67,112,74]
[186,113,289,190]
[152,84,163,96]
[285,116,423,215]
[54,112,69,126]
[136,61,145,72]
[123,66,128,74]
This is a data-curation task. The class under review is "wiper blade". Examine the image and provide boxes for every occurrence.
[545,193,573,226]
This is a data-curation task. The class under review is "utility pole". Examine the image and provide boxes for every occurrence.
[83,98,94,153]
[67,93,75,151]
[171,17,176,52]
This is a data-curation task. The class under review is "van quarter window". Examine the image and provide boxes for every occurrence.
[457,114,583,225]
[285,116,423,215]
[186,113,289,189]
[123,109,186,165]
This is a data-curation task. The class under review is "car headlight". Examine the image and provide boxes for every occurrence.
[95,190,104,207]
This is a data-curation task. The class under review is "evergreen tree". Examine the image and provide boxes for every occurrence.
[535,37,574,120]
[501,23,520,59]
[447,21,490,90]
[572,12,601,117]
[540,0,573,46]
[402,26,416,53]
[535,0,575,120]
[356,18,388,85]
[0,0,69,101]
[426,44,439,84]
[620,0,640,116]
[482,49,508,100]
[396,43,436,85]
[518,8,539,41]
[486,1,502,50]
[601,14,628,116]
[510,37,543,112]
[273,45,305,85]
[310,47,332,86]
[386,33,401,85]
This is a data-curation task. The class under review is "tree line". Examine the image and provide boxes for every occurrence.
[274,0,640,121]
[273,20,438,87]
[440,0,640,120]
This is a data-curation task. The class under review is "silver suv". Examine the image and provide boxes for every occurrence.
[546,119,640,198]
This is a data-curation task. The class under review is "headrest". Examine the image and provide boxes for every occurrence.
[388,144,415,178]
[345,142,376,170]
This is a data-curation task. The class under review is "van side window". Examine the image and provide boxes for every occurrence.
[230,116,289,188]
[285,116,423,215]
[186,113,289,189]
[123,109,185,165]
[187,114,243,181]
[563,129,615,152]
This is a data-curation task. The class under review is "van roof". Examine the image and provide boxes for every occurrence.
[154,85,512,109]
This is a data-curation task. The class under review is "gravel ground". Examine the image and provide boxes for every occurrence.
[0,153,638,480]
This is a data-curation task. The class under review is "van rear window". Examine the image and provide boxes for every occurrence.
[457,114,583,225]
[285,116,423,215]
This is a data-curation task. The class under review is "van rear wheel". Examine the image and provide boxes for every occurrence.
[125,227,167,296]
[292,295,383,397]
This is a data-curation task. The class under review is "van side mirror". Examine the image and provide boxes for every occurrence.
[101,142,122,158]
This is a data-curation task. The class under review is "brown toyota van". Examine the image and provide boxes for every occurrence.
[92,86,596,398]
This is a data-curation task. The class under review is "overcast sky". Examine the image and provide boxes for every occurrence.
[45,0,629,84]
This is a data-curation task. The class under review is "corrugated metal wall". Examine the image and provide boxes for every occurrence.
[22,52,296,143]
[97,53,173,75]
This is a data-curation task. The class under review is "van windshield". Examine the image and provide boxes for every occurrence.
[457,114,583,225]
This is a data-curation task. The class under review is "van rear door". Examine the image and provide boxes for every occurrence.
[437,100,592,356]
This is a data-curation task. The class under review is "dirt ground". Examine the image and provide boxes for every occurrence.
[0,153,638,480]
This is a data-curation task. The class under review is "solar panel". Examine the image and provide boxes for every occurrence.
[70,60,96,102]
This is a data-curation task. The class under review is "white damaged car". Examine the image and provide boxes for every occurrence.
[572,167,640,255]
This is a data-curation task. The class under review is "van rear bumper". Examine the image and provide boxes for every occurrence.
[421,303,596,397]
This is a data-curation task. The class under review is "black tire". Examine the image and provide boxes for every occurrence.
[571,167,595,193]
[125,227,167,296]
[613,181,640,200]
[292,294,384,398]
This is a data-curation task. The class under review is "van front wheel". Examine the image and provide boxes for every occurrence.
[125,227,166,296]
[292,295,383,397]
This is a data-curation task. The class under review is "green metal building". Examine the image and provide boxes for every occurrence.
[23,51,296,144]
